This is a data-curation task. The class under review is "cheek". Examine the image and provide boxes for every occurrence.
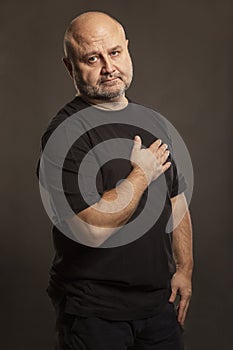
[120,61,132,80]
[119,55,132,73]
[75,64,100,84]
[83,67,101,84]
[126,55,133,71]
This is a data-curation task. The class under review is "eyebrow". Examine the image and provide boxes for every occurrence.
[81,45,123,61]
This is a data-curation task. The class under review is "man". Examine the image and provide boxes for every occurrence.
[38,11,193,350]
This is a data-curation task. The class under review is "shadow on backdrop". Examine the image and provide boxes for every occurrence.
[0,1,232,349]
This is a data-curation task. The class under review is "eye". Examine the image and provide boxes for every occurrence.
[110,50,120,57]
[88,56,98,64]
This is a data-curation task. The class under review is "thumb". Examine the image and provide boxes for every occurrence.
[133,135,142,151]
[169,286,178,303]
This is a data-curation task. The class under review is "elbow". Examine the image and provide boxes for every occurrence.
[84,226,105,248]
[75,225,105,248]
[67,216,114,248]
[87,226,115,247]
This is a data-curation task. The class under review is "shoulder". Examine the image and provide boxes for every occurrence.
[41,97,89,149]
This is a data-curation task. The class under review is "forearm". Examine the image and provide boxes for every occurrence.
[92,167,148,226]
[67,167,148,246]
[67,135,171,247]
[170,202,193,324]
[172,209,193,275]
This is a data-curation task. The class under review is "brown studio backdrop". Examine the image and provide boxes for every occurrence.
[0,1,232,349]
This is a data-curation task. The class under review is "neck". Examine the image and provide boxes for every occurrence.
[78,94,128,111]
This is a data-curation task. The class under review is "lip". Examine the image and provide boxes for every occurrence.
[101,77,119,84]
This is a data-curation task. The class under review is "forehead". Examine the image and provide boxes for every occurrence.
[72,25,126,56]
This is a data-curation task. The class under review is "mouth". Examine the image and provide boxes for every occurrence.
[101,77,120,84]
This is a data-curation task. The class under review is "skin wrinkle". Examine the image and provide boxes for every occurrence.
[63,12,132,103]
[64,12,126,59]
[61,12,193,326]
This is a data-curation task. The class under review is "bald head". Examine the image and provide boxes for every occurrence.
[64,12,126,62]
[62,12,133,103]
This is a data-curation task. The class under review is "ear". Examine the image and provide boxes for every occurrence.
[126,39,129,48]
[62,57,73,78]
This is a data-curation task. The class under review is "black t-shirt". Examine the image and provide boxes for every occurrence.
[37,96,186,320]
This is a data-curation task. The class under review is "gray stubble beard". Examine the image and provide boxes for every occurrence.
[74,70,133,101]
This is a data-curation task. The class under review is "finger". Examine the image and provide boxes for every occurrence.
[162,161,171,173]
[133,135,142,151]
[169,286,178,303]
[180,300,190,325]
[160,150,170,164]
[157,143,168,157]
[177,298,189,325]
[149,138,162,152]
[161,143,168,151]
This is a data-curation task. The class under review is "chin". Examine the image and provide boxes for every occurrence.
[99,90,125,100]
[100,85,127,98]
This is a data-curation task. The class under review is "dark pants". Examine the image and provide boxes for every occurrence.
[54,302,184,350]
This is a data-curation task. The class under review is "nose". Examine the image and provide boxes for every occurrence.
[101,56,115,75]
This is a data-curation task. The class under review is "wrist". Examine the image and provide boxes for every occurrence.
[176,261,193,277]
[130,166,151,187]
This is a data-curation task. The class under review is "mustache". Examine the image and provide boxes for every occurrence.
[100,74,122,83]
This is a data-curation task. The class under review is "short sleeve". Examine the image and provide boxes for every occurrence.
[63,134,104,216]
[170,157,187,198]
[38,130,104,224]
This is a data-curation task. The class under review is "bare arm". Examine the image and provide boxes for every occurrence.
[169,192,193,325]
[67,136,171,247]
[67,166,149,247]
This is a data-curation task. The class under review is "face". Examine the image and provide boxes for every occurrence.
[68,25,133,101]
